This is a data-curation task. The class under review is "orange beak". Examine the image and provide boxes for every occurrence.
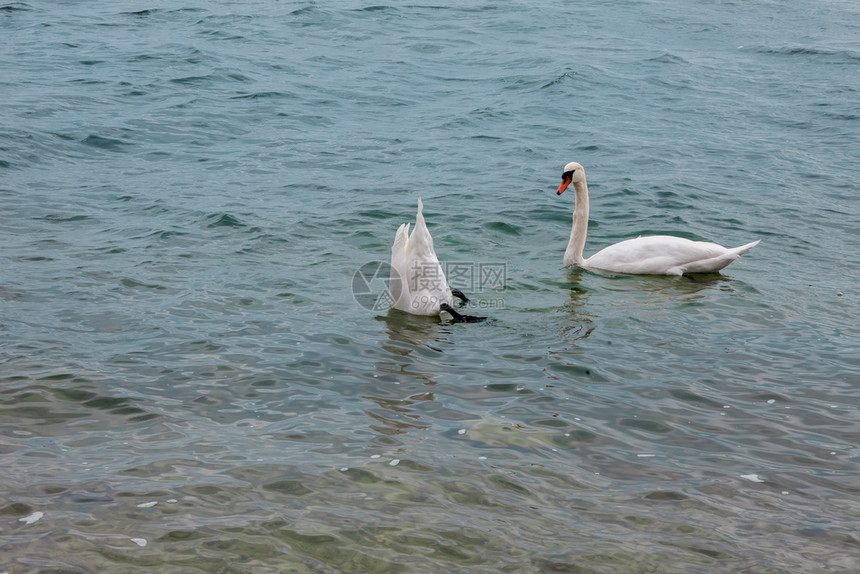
[556,177,571,195]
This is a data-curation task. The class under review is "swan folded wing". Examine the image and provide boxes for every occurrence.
[586,236,729,275]
[389,223,411,311]
[391,223,410,260]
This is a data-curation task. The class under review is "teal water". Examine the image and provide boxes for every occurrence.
[2,1,859,572]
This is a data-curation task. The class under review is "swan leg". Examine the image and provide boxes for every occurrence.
[440,303,487,323]
[451,289,470,303]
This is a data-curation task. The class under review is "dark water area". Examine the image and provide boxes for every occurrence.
[2,1,859,572]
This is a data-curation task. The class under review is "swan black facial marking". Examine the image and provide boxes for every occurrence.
[560,171,575,187]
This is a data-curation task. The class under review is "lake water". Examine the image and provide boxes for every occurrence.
[2,1,859,572]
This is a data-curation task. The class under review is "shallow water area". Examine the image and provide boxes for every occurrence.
[2,1,859,572]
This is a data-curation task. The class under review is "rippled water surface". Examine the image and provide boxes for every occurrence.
[2,1,859,572]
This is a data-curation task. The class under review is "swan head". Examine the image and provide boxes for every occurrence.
[557,161,585,195]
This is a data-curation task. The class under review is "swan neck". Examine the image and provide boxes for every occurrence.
[565,178,589,266]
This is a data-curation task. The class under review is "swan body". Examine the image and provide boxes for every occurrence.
[389,198,454,315]
[557,161,759,275]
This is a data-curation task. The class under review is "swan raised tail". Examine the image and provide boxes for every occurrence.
[389,199,471,315]
[557,161,759,275]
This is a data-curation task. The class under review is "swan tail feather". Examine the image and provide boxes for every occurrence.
[410,198,436,258]
[391,223,410,256]
[731,239,760,256]
[682,240,760,273]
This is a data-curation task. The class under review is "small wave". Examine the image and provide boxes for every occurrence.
[206,213,246,229]
[121,9,156,16]
[145,229,188,240]
[169,75,213,86]
[197,29,245,41]
[483,221,522,236]
[1,383,156,427]
[357,208,398,220]
[120,278,166,290]
[289,4,337,26]
[15,255,53,262]
[743,44,860,62]
[231,91,297,101]
[645,52,688,65]
[542,71,576,89]
[129,53,160,62]
[354,5,396,13]
[0,3,32,12]
[290,6,313,15]
[38,214,90,223]
[820,111,859,121]
[80,135,131,151]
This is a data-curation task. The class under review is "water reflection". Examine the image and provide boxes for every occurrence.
[362,311,452,440]
[362,390,436,439]
[375,309,447,356]
[552,268,738,372]
[597,270,738,300]
[560,268,595,346]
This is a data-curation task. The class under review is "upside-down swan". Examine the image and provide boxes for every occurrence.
[557,161,759,275]
[389,199,480,319]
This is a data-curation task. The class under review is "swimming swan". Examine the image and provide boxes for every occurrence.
[557,161,759,275]
[389,199,470,316]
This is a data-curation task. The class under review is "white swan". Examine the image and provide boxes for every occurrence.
[389,198,455,315]
[557,161,759,275]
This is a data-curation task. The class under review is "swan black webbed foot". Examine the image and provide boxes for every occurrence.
[450,289,470,303]
[440,303,487,323]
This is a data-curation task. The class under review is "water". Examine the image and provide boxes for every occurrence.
[2,1,859,572]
